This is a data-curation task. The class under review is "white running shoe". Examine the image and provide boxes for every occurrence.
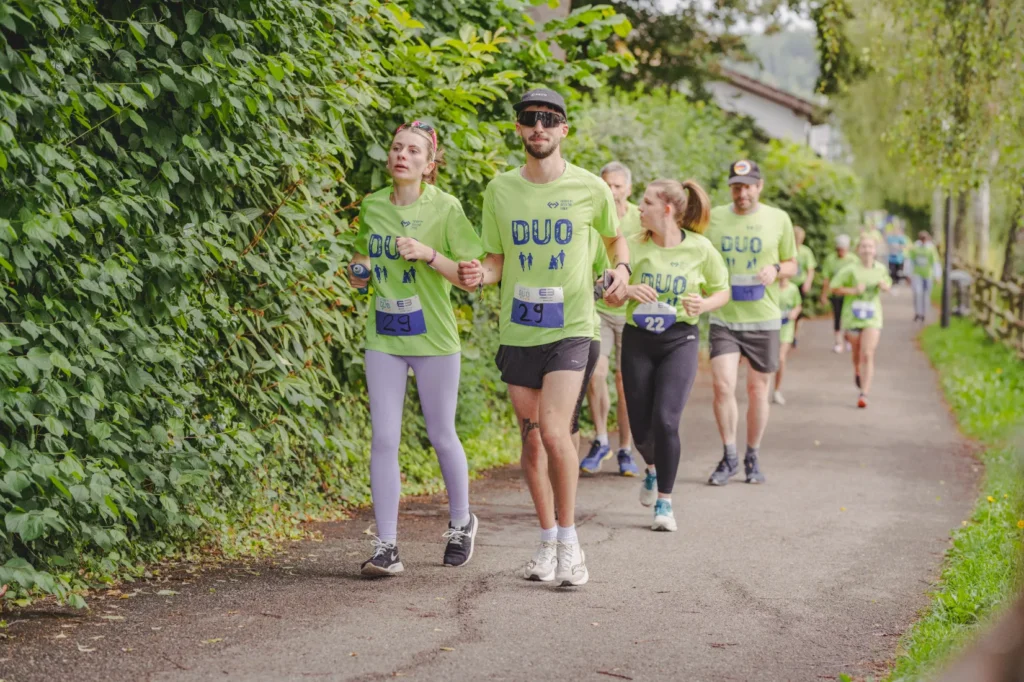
[651,499,677,532]
[832,343,843,354]
[523,540,557,582]
[772,391,786,405]
[639,470,658,507]
[555,541,589,587]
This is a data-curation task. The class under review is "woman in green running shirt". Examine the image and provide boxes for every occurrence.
[348,122,485,577]
[829,235,892,409]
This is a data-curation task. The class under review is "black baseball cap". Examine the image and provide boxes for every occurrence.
[513,88,567,118]
[727,159,763,185]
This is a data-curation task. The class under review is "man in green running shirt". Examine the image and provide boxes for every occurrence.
[704,159,797,486]
[458,88,630,587]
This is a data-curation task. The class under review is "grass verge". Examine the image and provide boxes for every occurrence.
[885,318,1024,681]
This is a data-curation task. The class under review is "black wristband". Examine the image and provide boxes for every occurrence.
[616,262,632,276]
[773,263,781,274]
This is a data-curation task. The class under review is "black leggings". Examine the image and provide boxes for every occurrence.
[620,322,700,495]
[830,295,844,332]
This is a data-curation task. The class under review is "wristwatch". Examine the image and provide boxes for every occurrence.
[773,263,781,274]
[616,262,632,276]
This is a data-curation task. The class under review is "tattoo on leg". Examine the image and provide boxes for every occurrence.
[520,417,540,443]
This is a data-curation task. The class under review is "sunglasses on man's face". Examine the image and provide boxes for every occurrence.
[517,110,566,129]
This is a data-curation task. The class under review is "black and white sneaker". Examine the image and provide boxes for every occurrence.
[360,537,404,577]
[442,513,478,567]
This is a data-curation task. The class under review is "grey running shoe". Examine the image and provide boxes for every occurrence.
[708,456,739,486]
[745,454,766,484]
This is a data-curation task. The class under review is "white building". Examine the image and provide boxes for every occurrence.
[708,66,842,161]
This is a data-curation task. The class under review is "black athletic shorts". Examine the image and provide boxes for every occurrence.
[571,340,601,435]
[495,336,591,389]
[709,324,780,374]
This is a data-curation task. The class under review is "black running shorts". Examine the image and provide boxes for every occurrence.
[709,324,780,374]
[495,336,591,390]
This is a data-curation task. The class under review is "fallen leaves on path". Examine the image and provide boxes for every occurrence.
[596,672,633,680]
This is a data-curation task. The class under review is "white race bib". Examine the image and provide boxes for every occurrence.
[851,300,876,321]
[512,285,565,329]
[632,301,677,334]
[375,295,427,336]
[731,273,765,302]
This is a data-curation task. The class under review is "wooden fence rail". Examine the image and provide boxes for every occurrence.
[954,261,1024,358]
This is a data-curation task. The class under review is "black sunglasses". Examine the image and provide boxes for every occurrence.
[517,110,566,128]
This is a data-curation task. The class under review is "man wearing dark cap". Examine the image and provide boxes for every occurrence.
[704,160,797,486]
[458,88,629,587]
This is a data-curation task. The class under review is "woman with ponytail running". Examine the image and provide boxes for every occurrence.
[620,180,730,531]
[348,121,484,576]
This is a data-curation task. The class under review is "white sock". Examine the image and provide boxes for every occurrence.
[596,433,609,446]
[556,524,578,544]
[620,445,632,453]
[451,513,471,528]
[540,526,557,543]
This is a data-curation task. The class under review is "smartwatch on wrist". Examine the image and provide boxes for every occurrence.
[773,263,781,274]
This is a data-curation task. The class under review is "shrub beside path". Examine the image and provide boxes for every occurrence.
[4,293,978,681]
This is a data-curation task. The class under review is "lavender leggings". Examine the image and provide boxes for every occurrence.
[365,350,470,542]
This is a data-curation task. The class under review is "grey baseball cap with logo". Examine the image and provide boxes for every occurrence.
[513,88,567,118]
[727,159,763,185]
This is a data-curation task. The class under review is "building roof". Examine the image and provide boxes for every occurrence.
[716,65,821,121]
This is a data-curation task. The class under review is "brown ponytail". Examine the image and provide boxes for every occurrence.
[642,178,712,241]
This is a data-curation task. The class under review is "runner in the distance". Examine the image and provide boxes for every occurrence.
[772,272,802,406]
[907,231,940,323]
[829,236,892,408]
[580,161,641,477]
[790,226,816,347]
[457,88,629,587]
[705,159,797,486]
[349,121,484,577]
[819,234,857,353]
[886,224,908,285]
[620,179,729,530]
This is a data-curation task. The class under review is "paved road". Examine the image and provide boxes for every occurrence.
[5,294,978,682]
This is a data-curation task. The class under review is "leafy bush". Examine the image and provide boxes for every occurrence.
[0,0,630,604]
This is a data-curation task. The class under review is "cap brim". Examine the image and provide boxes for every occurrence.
[513,99,566,117]
[728,176,761,186]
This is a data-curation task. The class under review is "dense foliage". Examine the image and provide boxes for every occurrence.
[0,0,631,604]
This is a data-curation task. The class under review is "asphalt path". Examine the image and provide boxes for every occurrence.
[3,291,978,682]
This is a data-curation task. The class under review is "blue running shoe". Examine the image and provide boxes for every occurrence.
[652,499,677,532]
[580,440,611,474]
[639,470,658,507]
[617,450,640,477]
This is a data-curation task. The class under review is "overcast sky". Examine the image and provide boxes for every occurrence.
[657,0,816,32]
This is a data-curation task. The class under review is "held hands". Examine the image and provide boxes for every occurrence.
[757,264,779,287]
[603,265,629,303]
[627,283,659,304]
[457,259,484,288]
[396,237,431,262]
[682,293,704,317]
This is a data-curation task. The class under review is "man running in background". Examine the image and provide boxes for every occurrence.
[790,225,816,347]
[705,159,797,486]
[580,161,640,477]
[886,224,908,285]
[458,88,629,587]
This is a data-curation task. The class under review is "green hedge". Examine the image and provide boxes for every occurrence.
[0,0,631,605]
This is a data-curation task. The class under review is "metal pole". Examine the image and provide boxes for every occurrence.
[941,191,953,328]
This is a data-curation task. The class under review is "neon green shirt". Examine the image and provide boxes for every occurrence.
[590,231,612,341]
[705,203,797,330]
[907,241,940,279]
[792,244,817,288]
[625,231,729,330]
[821,251,858,283]
[354,184,483,356]
[832,260,892,330]
[481,163,619,347]
[596,202,642,316]
[778,282,801,344]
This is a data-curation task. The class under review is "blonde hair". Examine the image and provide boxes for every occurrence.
[641,179,711,241]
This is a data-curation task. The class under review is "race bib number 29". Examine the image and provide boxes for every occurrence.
[376,296,427,336]
[512,285,564,329]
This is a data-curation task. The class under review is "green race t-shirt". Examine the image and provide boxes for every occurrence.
[354,183,484,356]
[778,281,801,344]
[589,230,612,341]
[625,231,729,330]
[821,251,858,283]
[792,244,817,288]
[907,241,940,279]
[832,260,892,330]
[595,202,642,316]
[481,163,619,347]
[705,203,797,330]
